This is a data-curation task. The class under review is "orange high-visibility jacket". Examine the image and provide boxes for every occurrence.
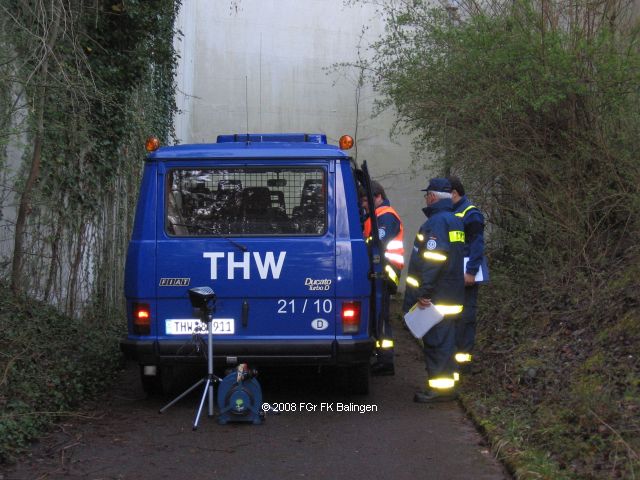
[364,205,404,271]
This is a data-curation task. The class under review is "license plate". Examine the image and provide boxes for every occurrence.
[165,319,235,335]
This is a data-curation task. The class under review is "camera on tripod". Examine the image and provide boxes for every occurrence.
[188,287,216,336]
[188,286,216,316]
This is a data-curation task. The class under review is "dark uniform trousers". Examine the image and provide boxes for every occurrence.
[456,283,479,355]
[423,315,458,382]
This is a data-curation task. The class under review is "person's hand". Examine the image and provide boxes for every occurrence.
[417,297,432,309]
[464,273,476,287]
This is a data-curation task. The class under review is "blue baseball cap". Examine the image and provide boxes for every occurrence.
[421,177,452,193]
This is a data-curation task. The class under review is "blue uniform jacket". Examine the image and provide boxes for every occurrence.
[404,199,465,309]
[452,195,485,276]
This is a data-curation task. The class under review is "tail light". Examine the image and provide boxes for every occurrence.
[341,301,361,333]
[133,302,151,335]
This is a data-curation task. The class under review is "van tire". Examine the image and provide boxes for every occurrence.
[140,365,176,396]
[346,363,370,395]
[140,365,162,395]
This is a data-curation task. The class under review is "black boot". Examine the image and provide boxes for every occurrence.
[413,388,457,403]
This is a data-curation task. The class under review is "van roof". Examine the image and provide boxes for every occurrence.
[148,133,351,160]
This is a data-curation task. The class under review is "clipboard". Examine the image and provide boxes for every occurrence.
[403,303,444,338]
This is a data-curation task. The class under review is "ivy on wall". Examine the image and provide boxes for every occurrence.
[0,0,181,318]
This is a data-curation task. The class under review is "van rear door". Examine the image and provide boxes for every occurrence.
[154,162,337,361]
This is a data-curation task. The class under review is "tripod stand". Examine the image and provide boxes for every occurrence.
[159,287,221,430]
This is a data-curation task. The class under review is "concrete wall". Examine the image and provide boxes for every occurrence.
[173,0,434,285]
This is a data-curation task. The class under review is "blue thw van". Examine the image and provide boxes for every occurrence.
[120,133,385,394]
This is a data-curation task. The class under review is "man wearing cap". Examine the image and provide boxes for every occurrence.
[360,180,404,376]
[403,178,465,402]
[448,176,488,374]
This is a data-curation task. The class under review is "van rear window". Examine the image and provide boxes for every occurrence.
[166,167,326,236]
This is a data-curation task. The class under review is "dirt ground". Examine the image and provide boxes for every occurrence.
[2,319,510,480]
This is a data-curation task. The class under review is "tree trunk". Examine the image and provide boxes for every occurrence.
[10,93,44,294]
[10,6,61,294]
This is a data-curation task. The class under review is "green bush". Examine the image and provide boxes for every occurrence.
[363,0,640,477]
[0,284,122,462]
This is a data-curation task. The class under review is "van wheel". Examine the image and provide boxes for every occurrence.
[140,365,162,395]
[346,363,370,395]
[140,365,175,395]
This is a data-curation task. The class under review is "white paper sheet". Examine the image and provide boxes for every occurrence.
[403,303,444,338]
[464,257,484,282]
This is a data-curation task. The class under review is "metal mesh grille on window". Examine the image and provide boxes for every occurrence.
[166,168,326,236]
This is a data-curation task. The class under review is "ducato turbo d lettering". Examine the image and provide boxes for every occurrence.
[120,133,387,394]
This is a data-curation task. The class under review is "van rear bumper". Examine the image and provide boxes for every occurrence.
[120,337,374,366]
